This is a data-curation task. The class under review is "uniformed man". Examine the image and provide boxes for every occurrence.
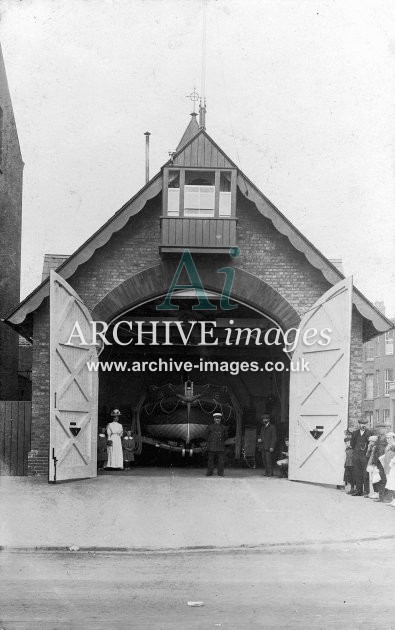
[205,412,228,477]
[257,413,277,477]
[349,418,372,496]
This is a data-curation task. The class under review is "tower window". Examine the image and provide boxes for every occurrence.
[184,170,215,217]
[165,167,236,219]
[167,170,180,216]
[219,171,232,216]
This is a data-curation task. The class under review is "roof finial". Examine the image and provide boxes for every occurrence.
[186,88,199,114]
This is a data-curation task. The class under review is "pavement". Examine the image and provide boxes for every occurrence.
[1,540,395,628]
[1,468,394,550]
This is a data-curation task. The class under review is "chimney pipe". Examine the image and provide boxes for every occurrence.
[144,131,151,183]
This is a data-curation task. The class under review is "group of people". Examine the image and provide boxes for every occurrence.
[97,409,136,471]
[344,418,395,506]
[205,411,288,478]
[96,408,287,477]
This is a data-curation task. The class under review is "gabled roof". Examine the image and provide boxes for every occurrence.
[4,123,393,340]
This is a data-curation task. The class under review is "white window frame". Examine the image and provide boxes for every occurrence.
[376,370,380,397]
[184,185,215,218]
[385,369,394,396]
[365,374,373,400]
[375,409,380,425]
[219,191,232,216]
[167,188,180,216]
[365,411,373,428]
[385,331,394,355]
[365,341,375,361]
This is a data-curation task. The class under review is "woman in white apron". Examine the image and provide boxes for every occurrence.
[105,409,124,470]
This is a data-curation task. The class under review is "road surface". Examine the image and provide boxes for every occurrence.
[1,539,395,629]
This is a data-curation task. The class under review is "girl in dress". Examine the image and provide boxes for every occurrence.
[122,430,135,470]
[366,435,379,499]
[105,409,124,470]
[384,444,395,507]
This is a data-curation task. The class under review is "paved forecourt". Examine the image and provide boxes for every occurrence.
[1,469,394,550]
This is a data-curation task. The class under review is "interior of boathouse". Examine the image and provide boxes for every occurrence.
[97,292,290,470]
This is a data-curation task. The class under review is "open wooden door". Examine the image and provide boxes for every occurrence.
[288,277,353,485]
[49,270,98,482]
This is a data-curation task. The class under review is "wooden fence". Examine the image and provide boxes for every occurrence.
[0,401,31,475]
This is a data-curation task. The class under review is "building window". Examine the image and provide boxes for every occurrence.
[167,170,180,216]
[164,168,236,220]
[375,370,380,397]
[383,409,390,424]
[365,411,373,428]
[219,171,232,217]
[365,374,373,400]
[376,337,380,357]
[375,409,380,425]
[365,341,374,361]
[385,331,394,355]
[385,369,394,396]
[184,186,215,217]
[184,170,215,217]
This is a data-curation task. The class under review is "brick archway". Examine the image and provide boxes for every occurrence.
[92,261,300,331]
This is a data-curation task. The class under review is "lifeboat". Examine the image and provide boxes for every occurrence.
[138,380,235,451]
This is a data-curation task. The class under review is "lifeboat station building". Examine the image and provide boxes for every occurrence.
[5,109,393,484]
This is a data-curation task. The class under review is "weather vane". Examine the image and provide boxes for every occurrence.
[186,87,200,113]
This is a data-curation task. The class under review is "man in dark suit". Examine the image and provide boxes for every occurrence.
[205,412,228,477]
[257,414,277,477]
[350,418,372,496]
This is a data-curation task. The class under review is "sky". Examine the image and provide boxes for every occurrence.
[0,0,394,315]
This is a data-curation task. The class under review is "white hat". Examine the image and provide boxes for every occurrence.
[213,412,222,417]
[111,409,122,416]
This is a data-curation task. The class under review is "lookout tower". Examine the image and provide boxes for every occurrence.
[161,108,237,254]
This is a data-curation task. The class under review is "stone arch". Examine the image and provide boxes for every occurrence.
[92,261,300,332]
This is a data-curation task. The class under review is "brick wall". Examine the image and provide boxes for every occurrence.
[28,302,50,476]
[348,307,363,430]
[71,195,162,311]
[236,196,331,315]
[0,49,24,400]
[70,194,331,318]
[28,193,363,475]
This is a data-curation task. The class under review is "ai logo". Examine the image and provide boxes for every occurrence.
[156,248,240,311]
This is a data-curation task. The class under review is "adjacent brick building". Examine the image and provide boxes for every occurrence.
[0,44,24,399]
[362,301,395,429]
[5,108,393,480]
